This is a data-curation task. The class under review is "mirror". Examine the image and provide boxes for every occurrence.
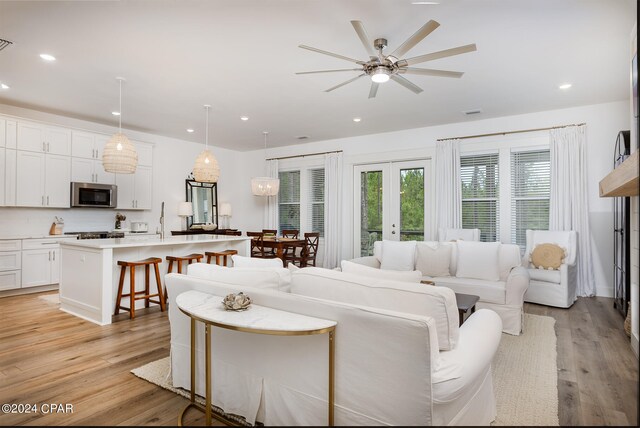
[185,180,218,229]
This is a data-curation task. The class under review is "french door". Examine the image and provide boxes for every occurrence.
[353,159,431,257]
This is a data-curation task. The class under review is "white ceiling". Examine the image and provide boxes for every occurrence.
[0,0,636,151]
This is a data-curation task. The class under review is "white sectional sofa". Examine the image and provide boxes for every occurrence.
[165,262,503,426]
[349,240,529,335]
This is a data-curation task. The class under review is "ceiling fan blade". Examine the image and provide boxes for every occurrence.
[296,68,362,75]
[351,20,377,59]
[390,75,423,94]
[399,67,464,78]
[299,45,365,65]
[389,20,440,59]
[324,73,366,92]
[399,43,477,66]
[368,82,379,99]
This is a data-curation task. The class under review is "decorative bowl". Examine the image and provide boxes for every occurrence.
[222,292,252,311]
[202,223,217,231]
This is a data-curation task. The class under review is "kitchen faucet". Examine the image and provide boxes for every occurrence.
[160,201,165,239]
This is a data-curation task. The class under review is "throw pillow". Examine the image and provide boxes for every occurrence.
[231,255,283,268]
[415,242,452,277]
[455,240,501,281]
[530,243,565,270]
[341,260,422,282]
[379,240,417,271]
[186,262,291,291]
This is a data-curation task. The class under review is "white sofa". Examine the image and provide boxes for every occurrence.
[165,263,503,426]
[349,240,529,335]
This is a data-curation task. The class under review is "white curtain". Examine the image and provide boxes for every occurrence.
[323,152,343,268]
[434,139,462,233]
[549,125,596,297]
[264,159,279,230]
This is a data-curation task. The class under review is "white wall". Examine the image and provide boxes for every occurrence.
[250,100,631,298]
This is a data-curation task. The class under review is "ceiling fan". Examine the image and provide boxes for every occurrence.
[296,20,477,98]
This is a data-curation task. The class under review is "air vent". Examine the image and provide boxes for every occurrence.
[0,39,13,52]
[463,109,482,115]
[296,136,309,140]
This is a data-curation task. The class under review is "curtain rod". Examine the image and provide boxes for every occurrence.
[436,123,586,141]
[266,150,343,161]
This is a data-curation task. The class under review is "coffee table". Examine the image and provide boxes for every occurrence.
[455,293,480,325]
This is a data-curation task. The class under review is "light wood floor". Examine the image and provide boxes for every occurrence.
[0,292,637,426]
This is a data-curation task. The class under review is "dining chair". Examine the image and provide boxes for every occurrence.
[282,229,300,260]
[261,229,278,256]
[246,231,267,258]
[289,232,320,267]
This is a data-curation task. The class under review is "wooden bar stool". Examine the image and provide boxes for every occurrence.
[114,257,165,320]
[165,253,204,303]
[205,249,238,266]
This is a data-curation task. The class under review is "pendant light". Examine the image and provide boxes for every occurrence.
[251,131,280,196]
[102,77,138,174]
[193,104,220,183]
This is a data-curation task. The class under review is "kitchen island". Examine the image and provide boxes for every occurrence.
[59,234,250,325]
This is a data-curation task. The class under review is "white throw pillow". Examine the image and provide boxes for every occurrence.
[341,260,422,282]
[187,262,291,291]
[455,241,501,281]
[415,242,452,277]
[379,240,417,271]
[231,255,283,268]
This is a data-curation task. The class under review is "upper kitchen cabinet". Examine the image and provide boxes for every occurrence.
[114,141,153,210]
[71,133,116,185]
[16,151,71,208]
[17,121,71,156]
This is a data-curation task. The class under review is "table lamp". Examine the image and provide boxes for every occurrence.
[219,203,232,229]
[178,202,193,231]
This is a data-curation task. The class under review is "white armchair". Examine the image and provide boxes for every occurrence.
[438,228,481,242]
[522,229,578,308]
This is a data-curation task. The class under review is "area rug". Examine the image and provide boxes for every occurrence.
[131,313,558,426]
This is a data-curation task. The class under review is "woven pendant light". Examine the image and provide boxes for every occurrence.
[193,105,220,183]
[103,77,138,174]
[251,131,279,196]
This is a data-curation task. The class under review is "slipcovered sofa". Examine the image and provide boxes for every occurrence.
[165,262,503,426]
[349,240,529,335]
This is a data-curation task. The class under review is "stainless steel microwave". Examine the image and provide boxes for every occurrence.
[70,182,117,208]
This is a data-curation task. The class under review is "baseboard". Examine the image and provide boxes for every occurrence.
[0,284,58,298]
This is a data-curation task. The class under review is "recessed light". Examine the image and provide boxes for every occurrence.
[0,83,8,90]
[558,83,572,90]
[353,117,362,122]
[39,53,56,61]
[111,111,121,116]
[240,116,249,121]
[186,128,194,133]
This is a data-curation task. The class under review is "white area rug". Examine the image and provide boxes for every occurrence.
[132,313,559,426]
[37,293,60,305]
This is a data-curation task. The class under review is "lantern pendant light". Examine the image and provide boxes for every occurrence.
[193,104,220,183]
[251,131,280,196]
[102,77,138,174]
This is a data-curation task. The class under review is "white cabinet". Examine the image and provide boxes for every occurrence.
[4,149,16,206]
[116,165,152,210]
[21,239,61,288]
[0,148,4,206]
[16,151,71,207]
[0,240,21,291]
[17,121,71,155]
[0,118,5,147]
[71,158,115,184]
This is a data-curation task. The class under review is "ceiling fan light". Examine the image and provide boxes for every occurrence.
[371,68,391,83]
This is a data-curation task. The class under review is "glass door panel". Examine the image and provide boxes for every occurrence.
[398,167,425,241]
[354,164,389,256]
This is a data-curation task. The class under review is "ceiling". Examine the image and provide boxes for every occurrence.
[0,0,636,151]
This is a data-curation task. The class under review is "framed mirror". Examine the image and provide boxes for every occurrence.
[185,180,218,229]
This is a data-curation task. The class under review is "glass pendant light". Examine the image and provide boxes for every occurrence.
[102,77,138,174]
[193,104,220,183]
[251,131,280,196]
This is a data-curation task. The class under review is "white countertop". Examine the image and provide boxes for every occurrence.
[0,234,80,240]
[176,290,337,333]
[59,234,249,249]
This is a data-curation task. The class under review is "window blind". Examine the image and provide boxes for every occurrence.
[511,150,550,250]
[460,153,499,242]
[308,168,325,237]
[278,171,300,231]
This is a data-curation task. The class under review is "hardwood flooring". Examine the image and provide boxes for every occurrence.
[0,292,637,426]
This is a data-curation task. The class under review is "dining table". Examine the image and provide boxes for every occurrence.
[260,236,306,262]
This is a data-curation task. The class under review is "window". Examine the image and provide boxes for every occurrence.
[460,153,499,242]
[278,171,300,230]
[278,168,325,236]
[511,150,550,249]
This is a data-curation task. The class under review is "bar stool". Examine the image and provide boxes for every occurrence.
[165,253,204,303]
[114,257,165,320]
[205,249,238,266]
